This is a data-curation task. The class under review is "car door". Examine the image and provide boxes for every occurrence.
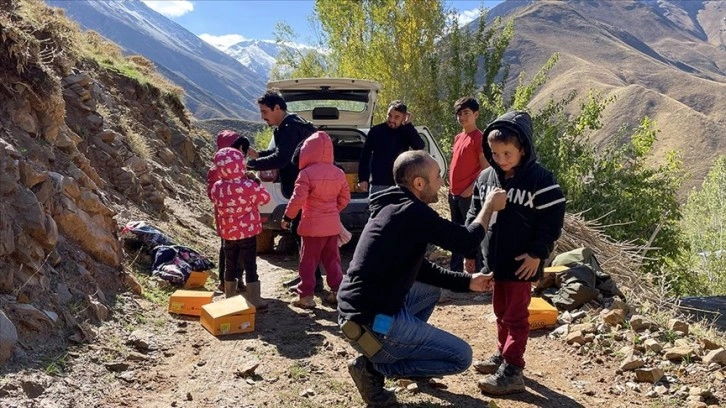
[416,126,448,179]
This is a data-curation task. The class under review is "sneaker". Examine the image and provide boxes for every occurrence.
[292,296,316,309]
[477,362,525,395]
[282,275,301,288]
[473,352,504,375]
[347,355,397,407]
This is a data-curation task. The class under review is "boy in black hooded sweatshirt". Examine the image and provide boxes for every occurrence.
[465,111,565,395]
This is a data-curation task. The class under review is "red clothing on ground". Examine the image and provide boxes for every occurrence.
[284,131,351,237]
[492,280,531,368]
[449,128,484,196]
[210,148,271,240]
[298,235,343,297]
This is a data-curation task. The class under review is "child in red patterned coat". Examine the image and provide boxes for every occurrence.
[210,147,271,309]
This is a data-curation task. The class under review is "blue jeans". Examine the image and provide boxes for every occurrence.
[369,282,473,378]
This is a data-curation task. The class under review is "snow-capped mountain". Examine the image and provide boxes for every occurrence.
[220,39,320,81]
[46,0,266,120]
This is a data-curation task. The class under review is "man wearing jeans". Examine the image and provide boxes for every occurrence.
[337,150,505,406]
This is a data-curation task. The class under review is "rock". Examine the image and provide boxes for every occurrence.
[90,298,109,321]
[686,402,707,408]
[700,338,721,351]
[634,368,664,383]
[664,346,696,361]
[0,311,18,364]
[105,362,130,372]
[18,161,48,188]
[620,356,645,371]
[629,315,659,331]
[299,388,315,397]
[55,283,73,304]
[566,330,586,345]
[601,309,626,326]
[123,273,143,296]
[157,148,176,165]
[571,323,596,334]
[10,303,53,330]
[236,362,260,378]
[643,339,663,353]
[406,383,419,394]
[702,348,726,366]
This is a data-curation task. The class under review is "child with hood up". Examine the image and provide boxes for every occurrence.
[207,130,251,292]
[210,147,271,309]
[282,131,351,309]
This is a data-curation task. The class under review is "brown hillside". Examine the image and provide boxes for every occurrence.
[499,0,726,192]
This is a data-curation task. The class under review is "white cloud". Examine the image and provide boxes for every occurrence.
[142,1,194,18]
[456,8,482,27]
[199,33,247,50]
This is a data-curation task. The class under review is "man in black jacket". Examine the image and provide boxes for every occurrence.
[246,90,323,291]
[337,150,506,406]
[357,100,425,194]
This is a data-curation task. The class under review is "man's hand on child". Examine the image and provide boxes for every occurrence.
[469,272,493,292]
[464,258,476,273]
[514,253,540,280]
[281,220,290,230]
[484,188,507,212]
[246,147,259,159]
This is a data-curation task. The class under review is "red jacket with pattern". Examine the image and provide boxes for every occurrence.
[284,131,351,237]
[210,148,271,240]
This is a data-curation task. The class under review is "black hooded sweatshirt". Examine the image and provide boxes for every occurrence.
[337,186,485,325]
[465,111,566,282]
[246,113,316,198]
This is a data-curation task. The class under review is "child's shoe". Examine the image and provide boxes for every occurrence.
[292,296,316,309]
[477,362,525,395]
[473,352,503,374]
[323,290,338,305]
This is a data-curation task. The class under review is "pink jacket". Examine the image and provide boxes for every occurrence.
[284,131,350,237]
[210,148,271,240]
[207,130,240,199]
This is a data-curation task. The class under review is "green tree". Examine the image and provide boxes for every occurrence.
[678,156,726,295]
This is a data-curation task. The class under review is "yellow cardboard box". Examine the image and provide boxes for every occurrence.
[345,173,358,192]
[528,297,558,330]
[184,271,210,289]
[200,295,256,336]
[168,290,214,316]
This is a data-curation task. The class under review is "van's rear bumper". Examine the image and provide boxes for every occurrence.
[261,202,370,232]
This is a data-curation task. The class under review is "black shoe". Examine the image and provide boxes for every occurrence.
[282,276,301,288]
[347,356,397,407]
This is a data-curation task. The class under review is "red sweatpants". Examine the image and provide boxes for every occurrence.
[492,280,531,369]
[298,235,343,297]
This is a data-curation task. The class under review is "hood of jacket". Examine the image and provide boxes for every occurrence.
[299,131,334,169]
[214,147,246,180]
[216,129,240,151]
[482,111,536,180]
[368,185,416,217]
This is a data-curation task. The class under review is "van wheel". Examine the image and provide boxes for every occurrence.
[256,230,275,254]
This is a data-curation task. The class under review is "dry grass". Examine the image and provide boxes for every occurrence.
[119,112,151,160]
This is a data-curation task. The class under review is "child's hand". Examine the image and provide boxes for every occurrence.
[246,147,259,159]
[514,253,540,280]
[281,220,290,230]
[469,272,493,292]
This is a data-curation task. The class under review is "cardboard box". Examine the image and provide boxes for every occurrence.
[200,295,256,336]
[168,290,214,316]
[528,297,558,330]
[345,173,358,192]
[337,161,358,174]
[184,271,210,289]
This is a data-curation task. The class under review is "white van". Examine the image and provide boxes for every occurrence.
[255,78,448,252]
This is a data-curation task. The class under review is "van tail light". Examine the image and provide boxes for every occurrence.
[258,169,278,182]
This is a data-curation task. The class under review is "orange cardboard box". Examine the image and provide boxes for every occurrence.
[200,295,256,336]
[345,173,358,192]
[528,297,558,330]
[184,271,210,289]
[168,290,214,316]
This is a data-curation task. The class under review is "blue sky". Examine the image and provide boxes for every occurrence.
[141,0,503,49]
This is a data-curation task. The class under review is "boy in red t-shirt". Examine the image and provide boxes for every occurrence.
[448,97,489,272]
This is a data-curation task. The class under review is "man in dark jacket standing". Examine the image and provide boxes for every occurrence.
[357,100,425,194]
[338,150,506,406]
[246,90,323,291]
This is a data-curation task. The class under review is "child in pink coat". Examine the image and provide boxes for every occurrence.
[282,131,351,309]
[210,147,271,308]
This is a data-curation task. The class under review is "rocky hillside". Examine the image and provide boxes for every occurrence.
[0,0,216,365]
[485,0,726,191]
